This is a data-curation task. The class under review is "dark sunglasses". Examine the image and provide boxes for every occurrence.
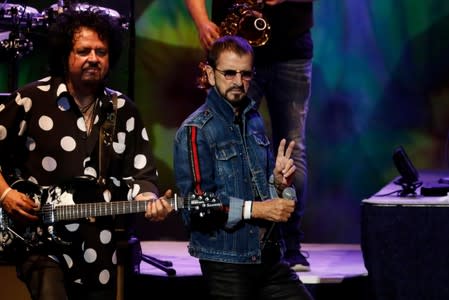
[214,68,254,80]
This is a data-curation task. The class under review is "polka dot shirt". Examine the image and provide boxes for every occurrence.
[0,76,159,289]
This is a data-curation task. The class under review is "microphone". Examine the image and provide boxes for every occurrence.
[282,186,296,201]
[260,186,296,250]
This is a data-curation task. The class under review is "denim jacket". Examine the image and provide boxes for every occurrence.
[174,87,280,264]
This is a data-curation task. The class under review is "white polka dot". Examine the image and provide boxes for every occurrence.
[60,136,76,152]
[0,103,5,112]
[65,223,80,232]
[113,142,126,154]
[84,167,97,178]
[111,177,120,187]
[37,84,51,92]
[142,128,149,141]
[38,116,53,131]
[117,97,125,109]
[132,184,140,199]
[134,154,147,170]
[37,77,51,91]
[42,157,57,172]
[99,230,112,244]
[77,117,86,132]
[16,95,32,112]
[18,120,27,136]
[84,248,97,263]
[56,83,67,96]
[98,269,110,284]
[126,117,135,132]
[83,157,91,167]
[38,76,51,82]
[26,137,36,151]
[112,251,117,264]
[93,115,99,125]
[57,97,71,111]
[103,189,111,202]
[117,132,126,143]
[27,176,38,184]
[0,126,6,140]
[63,254,73,268]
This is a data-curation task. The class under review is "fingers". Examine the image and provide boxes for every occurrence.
[3,189,39,222]
[277,139,295,159]
[145,189,174,221]
[262,199,294,222]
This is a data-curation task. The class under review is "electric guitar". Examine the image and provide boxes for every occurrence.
[0,176,222,254]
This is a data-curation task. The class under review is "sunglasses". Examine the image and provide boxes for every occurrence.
[214,68,254,81]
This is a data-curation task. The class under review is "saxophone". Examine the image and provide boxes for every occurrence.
[220,0,271,47]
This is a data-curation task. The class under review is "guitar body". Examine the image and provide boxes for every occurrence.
[0,176,117,257]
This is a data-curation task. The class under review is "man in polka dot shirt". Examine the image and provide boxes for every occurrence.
[0,7,173,300]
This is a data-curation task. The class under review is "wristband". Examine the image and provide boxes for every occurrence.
[243,201,252,220]
[0,187,12,204]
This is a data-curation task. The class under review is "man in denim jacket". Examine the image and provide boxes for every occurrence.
[173,35,313,300]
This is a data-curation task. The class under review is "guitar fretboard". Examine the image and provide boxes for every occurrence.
[40,197,184,222]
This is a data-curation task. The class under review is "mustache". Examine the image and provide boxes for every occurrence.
[227,86,244,93]
[84,62,100,69]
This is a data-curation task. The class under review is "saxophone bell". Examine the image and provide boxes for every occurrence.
[220,2,271,47]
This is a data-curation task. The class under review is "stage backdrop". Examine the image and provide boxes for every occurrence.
[2,0,449,243]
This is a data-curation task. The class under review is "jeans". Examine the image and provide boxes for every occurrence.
[248,59,313,251]
[199,255,313,300]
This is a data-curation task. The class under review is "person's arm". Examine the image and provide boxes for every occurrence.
[245,139,297,222]
[184,0,210,29]
[0,93,39,222]
[265,0,315,5]
[184,0,220,50]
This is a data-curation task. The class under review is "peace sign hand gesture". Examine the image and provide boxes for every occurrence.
[273,139,296,192]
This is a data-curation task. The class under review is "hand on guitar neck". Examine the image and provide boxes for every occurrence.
[138,189,175,222]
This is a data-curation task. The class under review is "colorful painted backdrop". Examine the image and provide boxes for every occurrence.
[2,0,449,243]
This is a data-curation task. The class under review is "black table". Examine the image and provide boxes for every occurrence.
[361,170,449,300]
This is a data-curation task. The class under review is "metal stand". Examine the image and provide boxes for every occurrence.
[126,235,176,276]
[140,253,176,276]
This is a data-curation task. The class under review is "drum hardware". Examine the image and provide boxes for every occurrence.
[42,2,129,30]
[0,3,43,31]
[0,30,33,59]
[0,4,37,59]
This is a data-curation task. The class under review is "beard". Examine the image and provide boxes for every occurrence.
[224,86,246,104]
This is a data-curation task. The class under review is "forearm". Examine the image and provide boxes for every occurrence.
[285,0,315,2]
[184,0,210,29]
[0,172,11,206]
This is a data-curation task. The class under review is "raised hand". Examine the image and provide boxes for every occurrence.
[273,138,296,191]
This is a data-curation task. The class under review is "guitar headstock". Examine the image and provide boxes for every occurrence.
[187,192,222,217]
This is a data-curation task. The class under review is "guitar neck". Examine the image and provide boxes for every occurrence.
[50,196,185,222]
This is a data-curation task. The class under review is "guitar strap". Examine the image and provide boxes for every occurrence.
[98,92,118,187]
